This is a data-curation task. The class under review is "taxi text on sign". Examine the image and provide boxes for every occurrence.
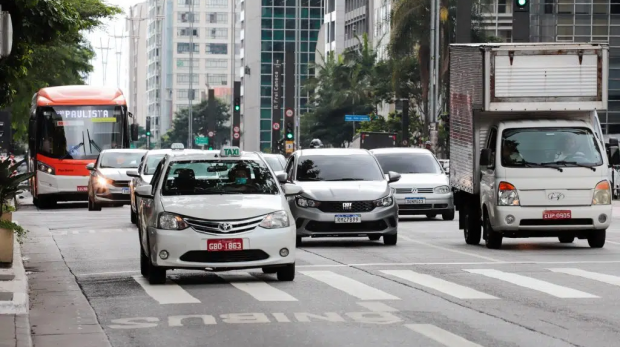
[221,146,241,157]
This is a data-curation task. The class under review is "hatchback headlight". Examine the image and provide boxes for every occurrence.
[296,197,320,207]
[259,210,290,229]
[434,185,451,194]
[593,180,611,205]
[158,212,189,230]
[374,196,393,207]
[37,161,55,175]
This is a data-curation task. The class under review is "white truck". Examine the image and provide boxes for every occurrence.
[449,43,620,249]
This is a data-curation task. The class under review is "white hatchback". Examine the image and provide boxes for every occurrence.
[134,146,303,284]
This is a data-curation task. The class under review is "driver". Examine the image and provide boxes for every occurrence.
[555,134,584,161]
[226,163,253,192]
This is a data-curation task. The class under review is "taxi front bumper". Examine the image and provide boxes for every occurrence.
[148,225,296,270]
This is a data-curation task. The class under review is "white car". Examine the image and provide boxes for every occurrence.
[134,146,303,284]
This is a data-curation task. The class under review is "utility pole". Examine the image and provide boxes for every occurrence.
[512,0,530,42]
[187,0,195,149]
[229,0,237,145]
[110,27,128,87]
[401,99,409,147]
[127,4,148,125]
[93,38,112,85]
[429,0,436,139]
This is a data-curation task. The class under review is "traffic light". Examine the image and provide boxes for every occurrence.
[285,122,294,140]
[514,0,528,11]
[145,116,151,137]
[234,97,240,112]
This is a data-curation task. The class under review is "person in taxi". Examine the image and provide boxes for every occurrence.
[226,163,255,192]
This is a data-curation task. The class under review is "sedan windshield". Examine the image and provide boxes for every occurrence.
[501,127,603,168]
[162,159,279,195]
[374,153,443,174]
[296,154,384,181]
[99,152,143,168]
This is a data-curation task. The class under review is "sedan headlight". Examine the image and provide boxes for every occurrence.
[434,185,451,194]
[96,175,111,186]
[158,212,189,230]
[37,161,55,175]
[296,197,320,208]
[593,180,611,205]
[374,196,393,207]
[259,210,290,229]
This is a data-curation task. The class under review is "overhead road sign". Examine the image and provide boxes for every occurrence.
[345,115,371,122]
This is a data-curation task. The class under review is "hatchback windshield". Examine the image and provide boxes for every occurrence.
[99,152,143,169]
[162,159,279,195]
[501,128,603,167]
[374,153,443,174]
[296,154,384,181]
[264,156,284,171]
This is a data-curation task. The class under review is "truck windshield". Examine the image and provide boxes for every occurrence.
[501,128,603,168]
[374,152,443,174]
[296,154,384,181]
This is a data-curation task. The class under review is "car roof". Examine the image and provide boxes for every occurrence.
[262,153,284,157]
[144,149,204,157]
[99,149,147,154]
[299,148,370,156]
[370,147,434,155]
[168,151,264,162]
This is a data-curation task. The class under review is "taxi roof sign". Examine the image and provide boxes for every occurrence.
[171,143,185,150]
[220,146,241,157]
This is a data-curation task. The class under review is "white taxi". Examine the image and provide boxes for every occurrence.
[134,146,303,284]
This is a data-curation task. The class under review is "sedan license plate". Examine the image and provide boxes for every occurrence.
[77,186,88,192]
[121,188,130,194]
[543,210,571,220]
[207,239,243,251]
[335,214,361,223]
[405,197,425,204]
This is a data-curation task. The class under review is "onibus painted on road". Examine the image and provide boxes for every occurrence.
[27,86,139,208]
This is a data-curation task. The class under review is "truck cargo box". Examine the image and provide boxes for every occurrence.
[350,131,397,150]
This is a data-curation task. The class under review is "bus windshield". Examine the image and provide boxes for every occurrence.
[36,106,125,160]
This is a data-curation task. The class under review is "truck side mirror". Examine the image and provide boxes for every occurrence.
[130,124,139,142]
[610,137,619,147]
[609,146,620,165]
[479,148,493,169]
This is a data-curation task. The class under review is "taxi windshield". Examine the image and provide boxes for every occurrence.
[162,159,280,196]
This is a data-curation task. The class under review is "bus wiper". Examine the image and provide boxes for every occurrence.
[521,161,563,172]
[59,142,84,160]
[87,129,102,152]
[542,160,596,172]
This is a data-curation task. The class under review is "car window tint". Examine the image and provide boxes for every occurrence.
[374,153,442,174]
[296,154,384,181]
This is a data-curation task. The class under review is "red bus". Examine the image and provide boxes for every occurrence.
[27,86,138,208]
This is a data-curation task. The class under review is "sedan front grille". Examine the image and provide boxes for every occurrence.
[395,187,434,194]
[317,201,375,213]
[179,250,269,263]
[111,180,130,188]
[184,215,264,235]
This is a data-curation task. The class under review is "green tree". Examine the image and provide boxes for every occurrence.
[161,99,231,149]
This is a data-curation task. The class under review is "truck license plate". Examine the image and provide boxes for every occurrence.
[543,210,571,219]
[207,239,243,251]
[335,214,361,223]
[405,197,425,204]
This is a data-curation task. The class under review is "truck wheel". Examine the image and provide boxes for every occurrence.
[463,208,481,245]
[587,229,606,248]
[131,208,137,224]
[484,214,502,249]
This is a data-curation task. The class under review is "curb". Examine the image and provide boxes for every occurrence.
[0,240,32,347]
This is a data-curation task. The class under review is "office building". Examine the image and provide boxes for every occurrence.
[127,2,149,127]
[239,0,324,152]
[324,0,374,55]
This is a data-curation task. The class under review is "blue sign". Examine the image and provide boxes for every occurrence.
[345,115,371,122]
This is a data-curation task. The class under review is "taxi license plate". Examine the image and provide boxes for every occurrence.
[335,214,361,223]
[121,188,130,194]
[77,186,88,192]
[207,239,243,251]
[405,197,425,204]
[543,210,571,219]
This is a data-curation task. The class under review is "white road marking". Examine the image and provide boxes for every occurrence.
[381,270,498,300]
[72,230,79,234]
[549,268,620,286]
[464,269,599,298]
[604,240,620,245]
[398,235,503,263]
[79,271,140,276]
[88,230,95,234]
[356,302,399,312]
[405,324,483,347]
[132,275,200,304]
[301,271,400,300]
[217,273,298,302]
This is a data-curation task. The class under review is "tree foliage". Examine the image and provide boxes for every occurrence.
[161,99,231,149]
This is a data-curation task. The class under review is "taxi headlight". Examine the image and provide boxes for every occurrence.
[158,212,189,230]
[259,210,290,229]
[374,196,393,207]
[296,197,320,208]
[593,180,611,205]
[434,185,451,194]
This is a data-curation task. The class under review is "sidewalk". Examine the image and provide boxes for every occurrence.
[0,240,32,347]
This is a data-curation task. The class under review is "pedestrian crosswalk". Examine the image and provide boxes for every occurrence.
[50,227,135,235]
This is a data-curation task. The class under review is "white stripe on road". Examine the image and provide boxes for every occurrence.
[381,270,498,300]
[218,273,297,302]
[356,301,399,312]
[464,269,598,298]
[398,235,503,263]
[132,275,200,304]
[549,268,620,287]
[301,271,400,300]
[405,324,483,347]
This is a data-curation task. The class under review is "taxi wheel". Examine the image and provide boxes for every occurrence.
[587,229,606,248]
[383,233,397,245]
[262,267,278,274]
[147,261,167,285]
[277,264,295,281]
[426,214,437,219]
[296,236,302,247]
[131,209,137,224]
[558,235,575,243]
[368,235,381,241]
[140,246,148,277]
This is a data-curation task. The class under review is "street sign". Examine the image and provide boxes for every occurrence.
[233,126,240,133]
[195,136,209,145]
[208,131,214,137]
[402,140,408,146]
[233,132,240,139]
[273,123,280,130]
[345,115,370,122]
[285,108,294,117]
[285,140,294,154]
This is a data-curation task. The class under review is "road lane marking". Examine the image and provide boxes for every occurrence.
[217,273,298,302]
[301,271,400,300]
[549,268,620,286]
[398,235,503,263]
[464,269,599,298]
[79,271,140,277]
[405,324,483,347]
[356,302,399,312]
[381,270,498,300]
[132,275,200,304]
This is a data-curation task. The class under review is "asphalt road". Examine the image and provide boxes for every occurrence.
[15,199,620,347]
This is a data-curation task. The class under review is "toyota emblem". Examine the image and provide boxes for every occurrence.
[218,223,233,232]
[548,192,565,201]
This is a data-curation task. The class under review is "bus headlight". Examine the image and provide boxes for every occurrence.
[593,180,611,205]
[37,161,55,175]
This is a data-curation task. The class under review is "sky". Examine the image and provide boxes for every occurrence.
[85,0,145,98]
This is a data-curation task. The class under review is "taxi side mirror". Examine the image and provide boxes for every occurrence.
[276,172,287,183]
[135,185,153,198]
[282,184,303,196]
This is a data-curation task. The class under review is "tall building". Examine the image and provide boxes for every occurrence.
[146,0,238,146]
[239,0,324,152]
[127,2,149,127]
[324,0,374,55]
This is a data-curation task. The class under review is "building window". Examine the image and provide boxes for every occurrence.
[207,12,228,24]
[544,0,554,14]
[178,12,199,22]
[206,73,228,86]
[205,59,228,68]
[206,0,227,6]
[177,0,198,5]
[177,28,199,37]
[177,42,199,53]
[206,43,228,54]
[208,28,228,39]
[176,58,199,68]
[498,0,507,13]
[177,74,199,84]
